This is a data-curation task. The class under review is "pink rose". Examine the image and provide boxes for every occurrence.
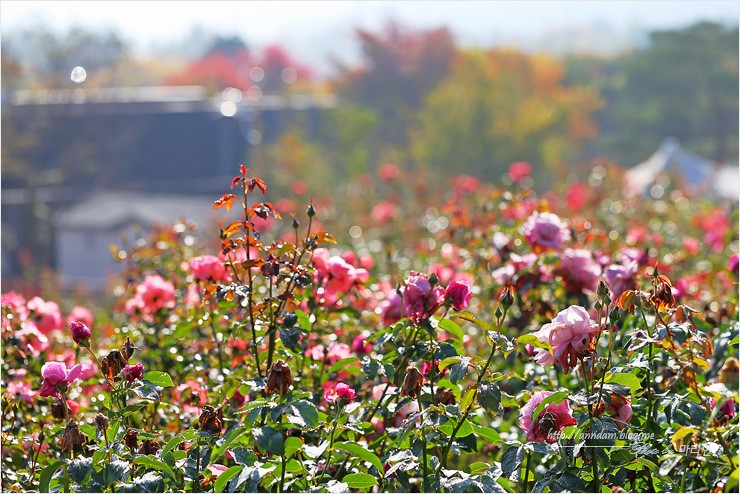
[190,255,229,282]
[127,275,176,321]
[325,382,356,403]
[371,201,399,223]
[352,334,372,355]
[402,272,446,323]
[26,297,62,335]
[69,321,92,344]
[380,291,403,325]
[446,279,472,311]
[531,305,599,372]
[597,394,633,430]
[39,361,82,398]
[519,391,577,443]
[5,380,37,403]
[557,249,600,293]
[522,212,570,251]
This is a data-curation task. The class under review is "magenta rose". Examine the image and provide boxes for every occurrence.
[39,361,82,398]
[402,272,446,323]
[519,390,577,443]
[69,321,92,345]
[557,249,600,293]
[522,211,570,251]
[380,291,403,325]
[121,363,144,383]
[446,279,472,311]
[531,305,599,372]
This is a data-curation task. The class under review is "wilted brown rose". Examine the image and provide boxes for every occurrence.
[138,439,160,455]
[265,360,294,395]
[199,405,224,435]
[101,350,128,381]
[51,399,69,421]
[719,357,739,389]
[120,337,138,361]
[123,428,139,451]
[61,420,86,453]
[651,275,675,312]
[95,413,109,433]
[400,367,424,398]
[434,387,456,406]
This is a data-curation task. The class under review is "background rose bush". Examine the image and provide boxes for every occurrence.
[1,162,737,493]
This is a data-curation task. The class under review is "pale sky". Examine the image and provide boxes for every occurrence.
[2,1,738,72]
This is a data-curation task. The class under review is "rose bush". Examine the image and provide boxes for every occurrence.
[1,163,737,493]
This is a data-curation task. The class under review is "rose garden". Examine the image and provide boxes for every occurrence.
[1,162,738,493]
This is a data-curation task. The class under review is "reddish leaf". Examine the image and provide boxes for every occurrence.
[214,194,236,211]
[315,231,337,244]
[253,177,268,195]
[231,176,241,189]
[240,165,248,178]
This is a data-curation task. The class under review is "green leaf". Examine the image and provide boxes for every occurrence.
[143,371,174,388]
[132,455,177,480]
[131,381,160,401]
[284,436,303,458]
[254,426,285,456]
[450,360,470,384]
[461,387,476,411]
[516,333,551,352]
[438,356,465,372]
[39,460,66,493]
[456,311,492,331]
[342,472,378,489]
[439,418,474,438]
[213,465,243,493]
[471,424,501,444]
[291,400,319,428]
[501,445,524,479]
[162,435,184,457]
[328,356,359,374]
[438,318,464,340]
[295,309,311,331]
[478,383,501,412]
[605,372,642,395]
[334,442,384,475]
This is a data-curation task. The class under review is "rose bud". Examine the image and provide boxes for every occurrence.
[95,413,109,433]
[70,321,92,345]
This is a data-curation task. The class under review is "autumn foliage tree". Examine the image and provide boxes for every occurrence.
[410,48,602,183]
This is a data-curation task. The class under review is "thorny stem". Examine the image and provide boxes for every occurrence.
[316,404,342,486]
[523,449,532,493]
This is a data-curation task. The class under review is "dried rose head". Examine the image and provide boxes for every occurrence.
[265,360,294,395]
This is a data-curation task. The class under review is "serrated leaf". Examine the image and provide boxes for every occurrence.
[284,436,303,458]
[143,371,174,388]
[328,356,359,374]
[605,372,642,395]
[516,333,551,352]
[501,445,524,478]
[461,387,476,411]
[131,381,160,401]
[334,442,384,475]
[478,383,502,412]
[291,400,319,428]
[342,472,378,489]
[211,426,247,463]
[68,456,92,484]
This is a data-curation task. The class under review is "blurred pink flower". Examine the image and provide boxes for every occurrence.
[604,261,638,300]
[5,380,37,403]
[557,249,600,293]
[352,333,372,355]
[531,305,598,373]
[380,290,403,325]
[508,161,531,183]
[307,342,352,365]
[446,279,472,310]
[39,361,82,398]
[729,254,739,275]
[565,182,588,211]
[66,306,93,329]
[519,391,577,443]
[402,272,446,323]
[26,297,62,335]
[16,323,49,356]
[2,291,28,320]
[190,255,229,282]
[371,201,399,223]
[597,394,632,430]
[379,163,401,182]
[127,275,176,321]
[522,212,570,251]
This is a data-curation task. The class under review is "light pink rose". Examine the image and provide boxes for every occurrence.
[531,305,599,372]
[402,272,446,323]
[519,391,577,443]
[39,361,82,398]
[522,211,570,251]
[127,275,176,321]
[557,249,600,293]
